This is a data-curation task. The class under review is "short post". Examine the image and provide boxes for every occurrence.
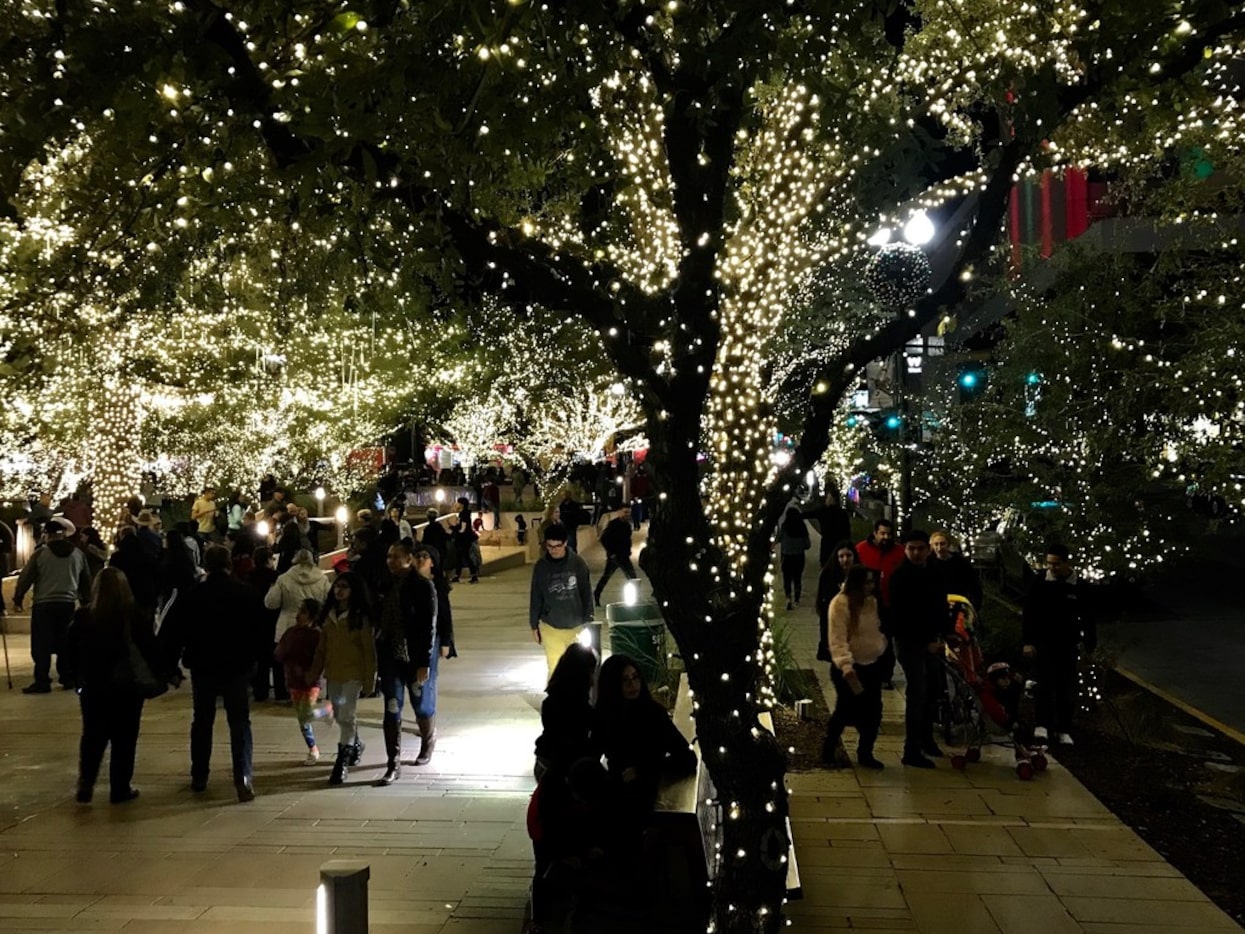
[317,860,369,934]
[335,505,349,550]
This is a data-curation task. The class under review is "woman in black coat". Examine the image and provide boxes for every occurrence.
[69,567,153,804]
[591,654,695,816]
[533,642,597,782]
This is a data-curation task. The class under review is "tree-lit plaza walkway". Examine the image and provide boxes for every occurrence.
[0,537,1238,933]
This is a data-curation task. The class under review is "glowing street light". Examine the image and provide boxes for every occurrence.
[903,210,935,246]
[314,485,326,517]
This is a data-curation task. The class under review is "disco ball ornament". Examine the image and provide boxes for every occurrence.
[865,243,932,307]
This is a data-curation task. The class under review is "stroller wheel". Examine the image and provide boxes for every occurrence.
[965,747,982,763]
[1016,761,1034,781]
[950,754,967,771]
[1031,753,1048,772]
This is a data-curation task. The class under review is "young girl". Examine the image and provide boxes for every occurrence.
[274,597,326,764]
[821,565,889,770]
[311,572,377,785]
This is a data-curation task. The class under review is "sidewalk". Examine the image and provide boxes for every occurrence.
[0,533,1238,932]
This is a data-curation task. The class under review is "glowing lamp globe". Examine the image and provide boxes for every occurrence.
[864,243,932,307]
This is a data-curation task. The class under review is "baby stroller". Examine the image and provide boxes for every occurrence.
[938,595,1048,780]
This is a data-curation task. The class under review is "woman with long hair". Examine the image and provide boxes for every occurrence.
[592,654,696,815]
[311,571,377,785]
[71,567,153,804]
[776,505,811,610]
[815,540,859,662]
[533,642,597,782]
[821,565,889,770]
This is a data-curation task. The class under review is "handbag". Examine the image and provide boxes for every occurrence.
[111,641,168,700]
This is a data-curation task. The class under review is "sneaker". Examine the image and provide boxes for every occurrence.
[1057,732,1074,746]
[22,682,52,694]
[304,747,320,765]
[1033,726,1049,742]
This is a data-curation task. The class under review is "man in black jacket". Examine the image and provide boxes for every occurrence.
[929,530,983,612]
[887,530,951,768]
[161,545,267,801]
[1023,544,1096,746]
[593,507,638,607]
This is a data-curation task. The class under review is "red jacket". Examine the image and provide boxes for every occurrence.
[855,538,906,608]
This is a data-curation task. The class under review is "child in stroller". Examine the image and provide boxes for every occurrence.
[941,596,1048,779]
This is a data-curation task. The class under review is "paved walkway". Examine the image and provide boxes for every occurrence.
[0,535,1239,932]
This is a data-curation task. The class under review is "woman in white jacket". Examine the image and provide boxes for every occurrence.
[264,550,331,697]
[820,565,889,770]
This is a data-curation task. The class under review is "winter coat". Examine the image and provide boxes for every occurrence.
[310,608,378,687]
[1022,571,1097,652]
[887,559,951,643]
[827,593,888,674]
[14,540,91,606]
[931,552,983,610]
[274,624,322,691]
[855,538,906,608]
[161,571,267,677]
[264,563,332,640]
[599,517,633,558]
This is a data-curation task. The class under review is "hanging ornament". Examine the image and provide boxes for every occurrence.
[865,243,932,307]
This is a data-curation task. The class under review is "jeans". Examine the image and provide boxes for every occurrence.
[79,688,144,797]
[380,641,439,725]
[326,679,362,748]
[896,638,944,757]
[31,601,75,687]
[594,553,637,598]
[190,671,253,783]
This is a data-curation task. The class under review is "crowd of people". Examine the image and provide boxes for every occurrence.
[788,498,1097,770]
[8,481,461,806]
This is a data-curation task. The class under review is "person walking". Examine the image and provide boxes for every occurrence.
[161,545,267,801]
[68,567,157,803]
[311,573,378,784]
[528,523,594,677]
[263,549,331,702]
[14,517,92,693]
[887,530,951,768]
[804,489,851,568]
[375,543,444,785]
[450,515,480,584]
[816,540,858,663]
[274,597,328,764]
[1023,544,1097,745]
[776,506,812,610]
[593,507,638,607]
[191,486,218,542]
[419,510,450,570]
[820,566,888,770]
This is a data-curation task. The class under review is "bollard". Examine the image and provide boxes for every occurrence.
[317,860,369,934]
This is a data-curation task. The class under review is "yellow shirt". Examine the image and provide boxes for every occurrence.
[191,496,216,535]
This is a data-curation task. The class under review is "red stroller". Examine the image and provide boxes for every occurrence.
[938,596,1048,780]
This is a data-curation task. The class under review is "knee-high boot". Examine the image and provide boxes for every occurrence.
[378,719,402,786]
[415,715,436,766]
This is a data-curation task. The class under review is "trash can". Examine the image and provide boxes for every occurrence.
[606,602,666,686]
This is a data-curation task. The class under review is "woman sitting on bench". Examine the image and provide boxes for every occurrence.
[592,654,696,816]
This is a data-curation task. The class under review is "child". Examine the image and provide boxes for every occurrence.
[273,597,326,764]
[310,572,377,785]
[980,661,1023,735]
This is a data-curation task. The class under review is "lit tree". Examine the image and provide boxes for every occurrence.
[4,2,1244,928]
[924,242,1245,578]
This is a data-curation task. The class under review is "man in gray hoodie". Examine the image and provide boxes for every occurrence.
[14,517,92,693]
[528,523,594,677]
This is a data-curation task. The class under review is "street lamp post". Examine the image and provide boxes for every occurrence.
[335,505,349,550]
[315,486,326,518]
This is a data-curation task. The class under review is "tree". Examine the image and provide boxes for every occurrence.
[4,2,1244,928]
[923,242,1245,578]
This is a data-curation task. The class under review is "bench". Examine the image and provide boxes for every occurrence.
[653,676,802,902]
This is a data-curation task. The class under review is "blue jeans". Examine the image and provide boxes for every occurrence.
[190,672,253,783]
[379,641,439,724]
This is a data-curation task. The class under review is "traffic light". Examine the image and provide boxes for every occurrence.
[957,365,987,401]
[882,411,903,432]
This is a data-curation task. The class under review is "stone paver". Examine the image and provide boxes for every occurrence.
[0,527,1239,931]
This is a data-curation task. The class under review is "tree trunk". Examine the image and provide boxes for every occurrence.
[92,376,143,541]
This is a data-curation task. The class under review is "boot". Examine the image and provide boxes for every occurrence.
[329,744,350,786]
[378,720,402,786]
[415,715,437,766]
[346,736,365,766]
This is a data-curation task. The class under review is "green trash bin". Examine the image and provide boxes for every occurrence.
[606,602,666,686]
